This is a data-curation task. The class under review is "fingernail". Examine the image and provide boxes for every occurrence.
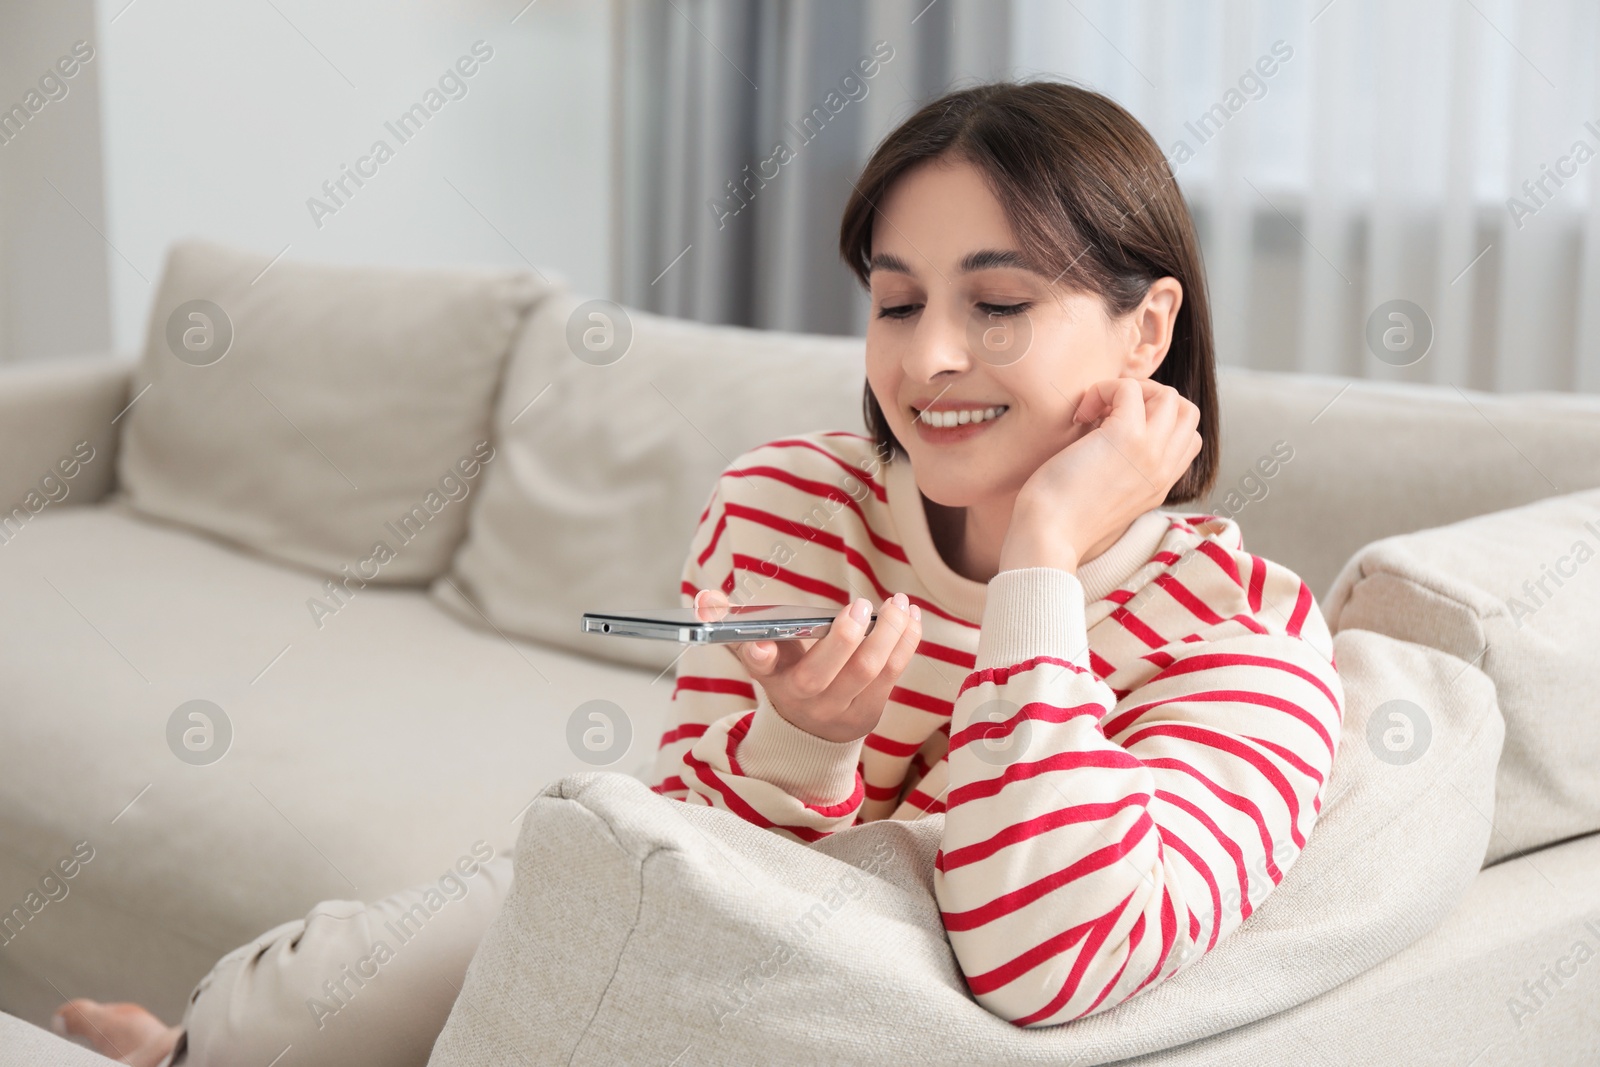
[891,592,909,611]
[910,604,921,621]
[849,598,871,624]
[51,1012,66,1036]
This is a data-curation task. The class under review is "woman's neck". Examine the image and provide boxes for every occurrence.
[923,490,1131,582]
[922,491,1012,584]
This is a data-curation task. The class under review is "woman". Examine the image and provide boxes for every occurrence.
[57,79,1342,1063]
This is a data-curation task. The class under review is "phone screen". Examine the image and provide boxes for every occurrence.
[581,602,881,643]
[595,604,839,625]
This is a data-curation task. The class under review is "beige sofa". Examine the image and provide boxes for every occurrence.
[1,241,1597,1064]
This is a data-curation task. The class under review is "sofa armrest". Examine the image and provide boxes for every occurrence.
[0,354,133,516]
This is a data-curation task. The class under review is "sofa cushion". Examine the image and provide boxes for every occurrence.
[1137,831,1600,1065]
[1323,486,1600,867]
[114,240,551,584]
[432,290,865,671]
[0,504,670,1031]
[427,628,1502,1065]
[0,1013,114,1065]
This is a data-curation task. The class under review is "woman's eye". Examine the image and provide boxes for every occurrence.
[876,303,920,320]
[976,301,1032,318]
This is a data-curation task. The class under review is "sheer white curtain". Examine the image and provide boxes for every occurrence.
[1015,0,1600,392]
[618,0,1600,393]
[614,0,1014,337]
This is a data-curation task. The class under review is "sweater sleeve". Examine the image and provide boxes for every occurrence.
[936,559,1344,1027]
[648,477,866,842]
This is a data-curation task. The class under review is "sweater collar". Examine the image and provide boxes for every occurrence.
[883,454,1173,622]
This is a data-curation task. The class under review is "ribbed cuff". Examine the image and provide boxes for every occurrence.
[735,690,864,806]
[975,566,1091,670]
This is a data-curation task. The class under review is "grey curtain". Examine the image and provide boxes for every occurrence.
[613,0,1014,337]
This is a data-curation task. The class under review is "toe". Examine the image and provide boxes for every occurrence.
[51,999,171,1060]
[52,999,96,1039]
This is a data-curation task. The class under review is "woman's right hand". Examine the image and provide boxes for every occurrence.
[693,587,922,744]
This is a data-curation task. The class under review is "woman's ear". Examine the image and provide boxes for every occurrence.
[1121,277,1183,378]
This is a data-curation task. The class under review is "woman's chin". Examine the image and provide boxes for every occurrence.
[912,470,1016,510]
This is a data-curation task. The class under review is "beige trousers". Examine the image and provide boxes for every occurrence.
[166,851,515,1067]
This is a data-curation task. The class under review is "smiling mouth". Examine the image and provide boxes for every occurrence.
[910,404,1011,430]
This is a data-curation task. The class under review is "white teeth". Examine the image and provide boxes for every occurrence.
[917,405,1008,429]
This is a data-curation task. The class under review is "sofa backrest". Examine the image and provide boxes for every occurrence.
[1208,368,1600,599]
[433,282,1600,667]
[93,241,1600,646]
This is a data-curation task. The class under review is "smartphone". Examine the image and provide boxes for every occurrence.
[580,604,875,644]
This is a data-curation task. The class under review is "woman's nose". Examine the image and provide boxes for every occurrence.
[901,304,972,382]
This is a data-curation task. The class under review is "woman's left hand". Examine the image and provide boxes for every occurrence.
[999,376,1201,573]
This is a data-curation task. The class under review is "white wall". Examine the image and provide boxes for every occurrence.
[90,0,614,359]
[0,0,113,364]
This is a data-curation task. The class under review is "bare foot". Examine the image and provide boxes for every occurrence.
[52,999,181,1067]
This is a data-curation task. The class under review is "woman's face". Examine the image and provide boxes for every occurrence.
[865,157,1167,509]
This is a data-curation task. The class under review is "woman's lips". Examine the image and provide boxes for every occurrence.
[909,405,1010,444]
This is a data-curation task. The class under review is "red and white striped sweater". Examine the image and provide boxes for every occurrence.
[649,430,1345,1026]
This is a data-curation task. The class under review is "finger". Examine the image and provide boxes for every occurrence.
[1082,375,1147,422]
[1145,381,1179,410]
[1074,380,1117,424]
[777,596,878,698]
[1111,376,1150,430]
[1133,390,1184,482]
[694,587,730,622]
[1144,386,1182,435]
[1084,377,1147,436]
[1118,376,1170,410]
[1180,395,1202,434]
[1072,391,1100,425]
[733,635,808,678]
[822,594,914,706]
[1169,399,1201,459]
[1088,375,1152,428]
[729,639,771,678]
[735,639,776,675]
[1150,393,1196,461]
[844,602,922,721]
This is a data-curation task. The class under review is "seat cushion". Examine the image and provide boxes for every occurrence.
[1129,830,1600,1065]
[115,239,552,584]
[432,289,867,672]
[428,627,1502,1065]
[0,1012,118,1065]
[0,504,668,1030]
[1323,486,1600,866]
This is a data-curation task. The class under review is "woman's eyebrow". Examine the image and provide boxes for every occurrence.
[958,248,1043,274]
[867,252,915,275]
[867,249,1045,276]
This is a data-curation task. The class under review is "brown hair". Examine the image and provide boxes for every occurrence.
[838,79,1218,506]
